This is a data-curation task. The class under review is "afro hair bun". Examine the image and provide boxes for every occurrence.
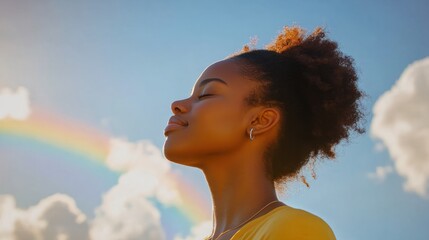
[231,26,365,184]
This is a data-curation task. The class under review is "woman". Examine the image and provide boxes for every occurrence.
[163,26,363,240]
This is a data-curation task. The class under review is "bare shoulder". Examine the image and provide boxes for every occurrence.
[265,205,336,240]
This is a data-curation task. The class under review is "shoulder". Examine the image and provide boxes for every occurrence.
[263,205,336,240]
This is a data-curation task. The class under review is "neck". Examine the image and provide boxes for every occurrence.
[200,150,279,239]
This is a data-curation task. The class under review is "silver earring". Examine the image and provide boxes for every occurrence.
[249,128,254,141]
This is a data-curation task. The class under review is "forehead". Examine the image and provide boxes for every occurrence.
[193,59,255,90]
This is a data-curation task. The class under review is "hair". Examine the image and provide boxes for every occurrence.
[229,26,365,185]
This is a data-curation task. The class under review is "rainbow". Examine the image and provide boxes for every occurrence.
[0,108,110,165]
[0,108,211,226]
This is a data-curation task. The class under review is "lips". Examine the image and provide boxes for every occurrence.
[164,116,188,136]
[168,116,188,126]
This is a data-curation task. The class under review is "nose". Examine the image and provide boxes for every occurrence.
[171,99,189,114]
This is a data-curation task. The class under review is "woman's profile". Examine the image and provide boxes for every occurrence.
[163,26,363,240]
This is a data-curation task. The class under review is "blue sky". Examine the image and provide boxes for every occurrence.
[1,0,428,239]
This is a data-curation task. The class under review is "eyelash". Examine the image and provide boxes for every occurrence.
[197,94,215,99]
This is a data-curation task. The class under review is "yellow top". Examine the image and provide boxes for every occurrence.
[229,205,336,240]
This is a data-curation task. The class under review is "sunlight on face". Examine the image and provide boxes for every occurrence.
[163,59,258,168]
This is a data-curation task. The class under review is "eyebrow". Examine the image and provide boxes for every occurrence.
[198,78,228,88]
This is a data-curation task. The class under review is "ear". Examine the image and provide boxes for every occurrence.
[248,107,281,138]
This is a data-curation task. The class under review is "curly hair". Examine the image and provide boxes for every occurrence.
[229,26,364,185]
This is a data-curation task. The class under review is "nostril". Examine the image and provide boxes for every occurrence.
[173,106,183,114]
[171,99,189,114]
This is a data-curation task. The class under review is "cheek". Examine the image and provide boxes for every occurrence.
[193,101,244,140]
[163,100,246,162]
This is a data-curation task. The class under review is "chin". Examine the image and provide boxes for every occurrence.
[162,140,200,168]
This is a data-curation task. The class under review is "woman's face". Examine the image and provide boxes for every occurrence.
[163,59,259,167]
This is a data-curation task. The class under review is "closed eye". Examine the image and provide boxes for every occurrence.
[198,94,215,100]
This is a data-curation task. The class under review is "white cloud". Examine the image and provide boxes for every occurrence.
[90,138,184,240]
[106,138,170,174]
[105,138,181,206]
[0,195,16,240]
[368,165,394,182]
[174,220,212,240]
[89,166,166,240]
[371,57,429,197]
[1,138,191,240]
[155,176,182,206]
[0,194,89,240]
[90,193,164,240]
[0,87,31,120]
